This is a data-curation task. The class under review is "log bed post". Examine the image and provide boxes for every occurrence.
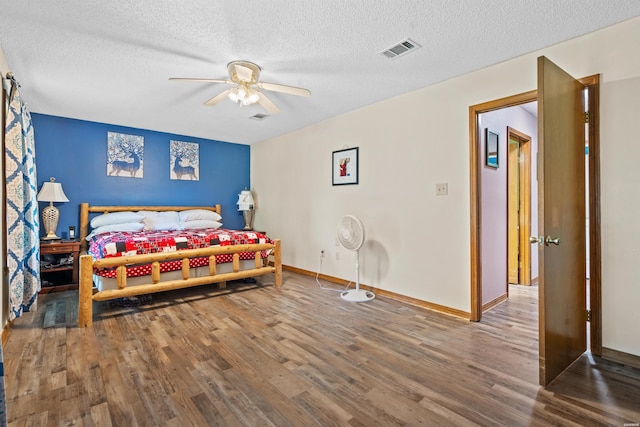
[79,202,90,253]
[274,239,282,288]
[78,254,94,327]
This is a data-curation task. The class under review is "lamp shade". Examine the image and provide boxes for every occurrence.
[236,190,254,211]
[37,177,68,240]
[37,177,69,203]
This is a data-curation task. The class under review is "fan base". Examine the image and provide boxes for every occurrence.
[340,289,375,303]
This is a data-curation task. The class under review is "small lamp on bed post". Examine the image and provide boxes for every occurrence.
[237,189,254,231]
[37,177,69,240]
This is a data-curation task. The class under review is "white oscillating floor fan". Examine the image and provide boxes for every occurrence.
[336,215,375,302]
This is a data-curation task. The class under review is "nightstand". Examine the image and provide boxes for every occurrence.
[40,240,81,288]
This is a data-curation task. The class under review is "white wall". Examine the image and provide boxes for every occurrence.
[600,75,640,356]
[252,17,640,356]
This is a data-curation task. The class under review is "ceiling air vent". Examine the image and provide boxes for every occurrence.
[380,38,421,60]
[249,113,269,121]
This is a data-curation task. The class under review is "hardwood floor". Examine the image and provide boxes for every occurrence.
[4,272,640,426]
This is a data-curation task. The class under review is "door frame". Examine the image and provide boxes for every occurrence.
[468,75,602,355]
[507,127,532,286]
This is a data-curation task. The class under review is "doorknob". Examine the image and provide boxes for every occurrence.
[529,236,544,246]
[545,235,560,246]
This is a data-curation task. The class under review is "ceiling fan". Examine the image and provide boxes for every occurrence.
[170,60,311,115]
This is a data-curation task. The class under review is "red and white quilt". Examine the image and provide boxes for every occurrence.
[88,228,271,278]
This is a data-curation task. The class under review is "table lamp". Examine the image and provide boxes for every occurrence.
[37,177,69,240]
[237,189,254,231]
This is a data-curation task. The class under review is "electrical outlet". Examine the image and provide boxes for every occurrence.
[436,183,448,196]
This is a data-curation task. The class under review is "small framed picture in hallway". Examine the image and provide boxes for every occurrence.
[485,128,499,168]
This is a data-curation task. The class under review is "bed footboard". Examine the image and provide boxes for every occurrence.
[78,239,282,327]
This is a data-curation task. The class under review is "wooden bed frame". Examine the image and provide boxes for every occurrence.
[77,203,282,327]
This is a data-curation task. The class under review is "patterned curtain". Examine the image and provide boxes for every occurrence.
[4,75,40,320]
[0,342,5,426]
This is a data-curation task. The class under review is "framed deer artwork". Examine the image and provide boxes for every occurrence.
[107,132,144,178]
[170,140,199,181]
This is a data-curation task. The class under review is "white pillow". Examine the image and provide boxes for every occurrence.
[179,209,222,222]
[140,211,182,231]
[90,211,144,228]
[86,222,144,240]
[182,220,223,230]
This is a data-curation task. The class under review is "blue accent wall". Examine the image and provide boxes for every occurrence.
[32,113,249,236]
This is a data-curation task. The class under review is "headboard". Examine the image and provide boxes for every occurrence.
[79,203,222,252]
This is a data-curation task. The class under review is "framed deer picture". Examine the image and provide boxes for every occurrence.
[107,132,144,178]
[170,140,199,181]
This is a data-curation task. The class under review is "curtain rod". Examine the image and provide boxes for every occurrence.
[5,71,18,83]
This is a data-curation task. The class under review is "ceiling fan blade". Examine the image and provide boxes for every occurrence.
[234,64,254,83]
[257,92,280,115]
[169,77,231,84]
[257,82,311,97]
[204,89,232,106]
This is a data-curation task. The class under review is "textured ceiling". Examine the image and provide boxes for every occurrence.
[1,1,639,145]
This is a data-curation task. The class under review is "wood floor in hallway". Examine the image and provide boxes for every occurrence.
[4,271,640,426]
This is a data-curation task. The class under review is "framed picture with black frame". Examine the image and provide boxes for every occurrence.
[485,128,499,168]
[332,147,359,185]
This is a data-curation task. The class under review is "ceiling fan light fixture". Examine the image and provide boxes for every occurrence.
[228,84,259,106]
[228,86,240,102]
[244,89,259,105]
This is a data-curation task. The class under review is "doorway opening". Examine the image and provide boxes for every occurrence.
[507,126,532,286]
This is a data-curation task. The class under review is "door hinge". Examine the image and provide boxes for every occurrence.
[584,111,589,124]
[586,309,592,322]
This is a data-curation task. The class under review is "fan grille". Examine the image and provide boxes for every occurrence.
[337,215,365,250]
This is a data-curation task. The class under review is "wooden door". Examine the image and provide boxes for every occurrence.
[537,56,586,386]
